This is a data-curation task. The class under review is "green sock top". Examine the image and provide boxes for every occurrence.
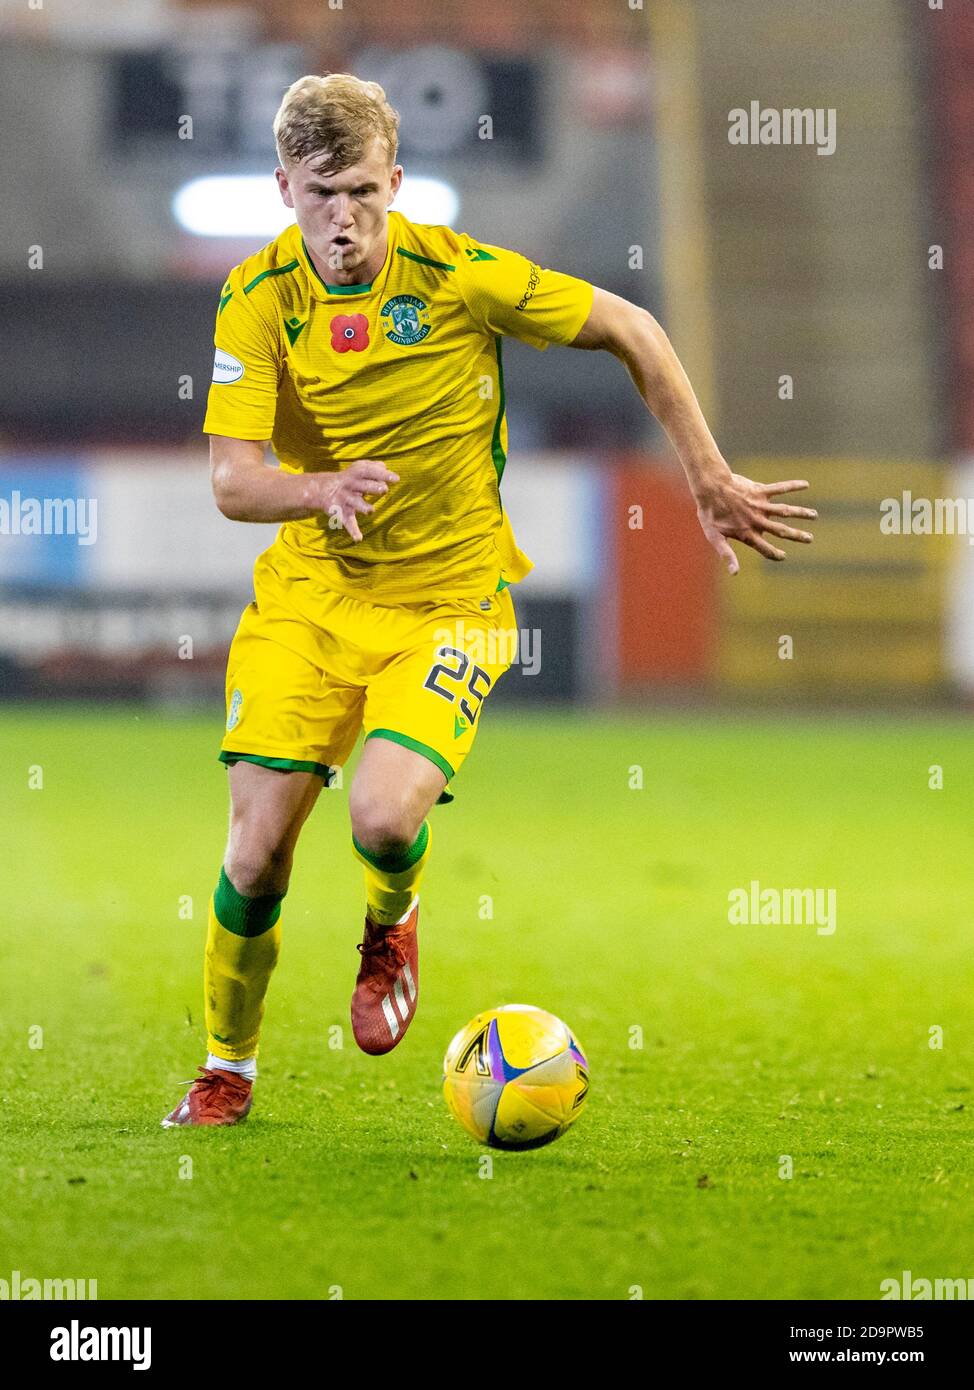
[352,819,430,875]
[214,868,284,938]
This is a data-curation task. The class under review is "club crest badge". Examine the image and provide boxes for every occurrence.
[380,293,431,346]
[227,688,243,732]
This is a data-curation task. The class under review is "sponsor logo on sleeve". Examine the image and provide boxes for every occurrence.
[212,349,245,384]
[515,263,541,311]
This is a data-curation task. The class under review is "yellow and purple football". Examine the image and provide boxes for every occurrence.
[442,1004,589,1150]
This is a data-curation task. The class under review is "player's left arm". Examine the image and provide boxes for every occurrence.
[569,287,816,573]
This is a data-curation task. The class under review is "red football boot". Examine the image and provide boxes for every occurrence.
[161,1066,253,1127]
[351,895,420,1055]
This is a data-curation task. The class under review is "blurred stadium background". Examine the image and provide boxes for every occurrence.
[3,0,973,712]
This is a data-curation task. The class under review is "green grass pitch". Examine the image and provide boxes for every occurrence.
[1,705,971,1300]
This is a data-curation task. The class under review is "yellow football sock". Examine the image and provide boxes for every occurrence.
[204,869,283,1061]
[352,818,432,925]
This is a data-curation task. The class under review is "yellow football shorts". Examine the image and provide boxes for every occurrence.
[219,545,520,787]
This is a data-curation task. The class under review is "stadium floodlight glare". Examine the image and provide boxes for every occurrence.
[173,177,293,238]
[387,176,459,225]
[173,175,459,238]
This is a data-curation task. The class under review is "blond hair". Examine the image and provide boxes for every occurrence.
[273,73,400,171]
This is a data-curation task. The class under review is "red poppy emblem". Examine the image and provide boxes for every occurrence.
[330,314,370,352]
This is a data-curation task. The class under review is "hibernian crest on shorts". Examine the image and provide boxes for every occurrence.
[380,294,431,346]
[227,688,243,732]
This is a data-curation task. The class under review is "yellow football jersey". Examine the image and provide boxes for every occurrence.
[202,210,594,603]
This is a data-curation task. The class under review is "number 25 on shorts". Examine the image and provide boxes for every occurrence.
[424,645,493,734]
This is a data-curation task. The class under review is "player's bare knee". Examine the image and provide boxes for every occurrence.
[349,801,418,859]
[224,842,293,898]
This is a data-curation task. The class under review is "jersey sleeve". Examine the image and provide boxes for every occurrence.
[452,233,594,351]
[201,265,283,440]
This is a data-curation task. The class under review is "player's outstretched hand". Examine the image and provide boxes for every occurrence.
[318,460,400,542]
[695,473,816,575]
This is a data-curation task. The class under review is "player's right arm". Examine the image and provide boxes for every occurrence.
[202,266,396,541]
[209,438,397,543]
